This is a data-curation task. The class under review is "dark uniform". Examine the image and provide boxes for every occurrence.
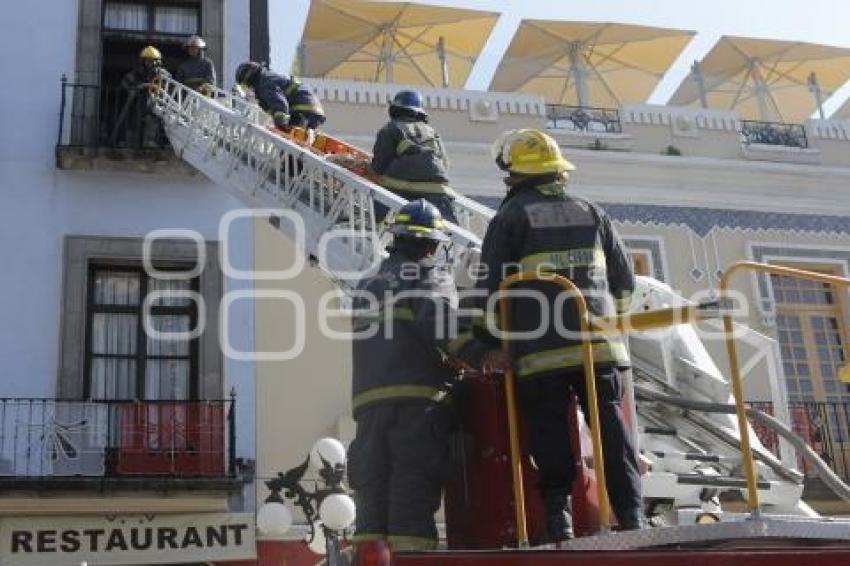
[250,67,325,130]
[475,176,643,535]
[119,62,171,148]
[371,117,456,224]
[175,54,216,93]
[348,203,484,552]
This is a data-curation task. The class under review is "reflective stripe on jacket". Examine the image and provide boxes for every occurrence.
[474,179,635,379]
[351,252,485,416]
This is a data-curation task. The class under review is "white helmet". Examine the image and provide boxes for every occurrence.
[185,35,206,49]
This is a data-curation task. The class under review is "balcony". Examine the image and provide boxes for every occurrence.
[740,120,809,149]
[545,104,623,134]
[55,76,186,172]
[750,401,850,483]
[0,398,238,490]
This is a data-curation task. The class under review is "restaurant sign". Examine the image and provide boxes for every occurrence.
[0,513,255,565]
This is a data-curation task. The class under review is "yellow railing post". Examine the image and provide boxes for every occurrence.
[498,272,611,542]
[719,260,850,517]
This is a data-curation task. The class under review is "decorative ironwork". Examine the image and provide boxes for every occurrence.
[265,455,349,564]
[546,104,623,134]
[56,78,171,150]
[0,398,235,478]
[750,400,850,481]
[740,120,809,149]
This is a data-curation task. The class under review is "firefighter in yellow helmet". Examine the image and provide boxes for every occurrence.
[474,129,643,543]
[118,46,171,148]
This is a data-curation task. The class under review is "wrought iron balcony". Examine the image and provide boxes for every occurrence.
[739,120,809,149]
[750,400,850,482]
[0,398,235,479]
[57,76,174,152]
[545,104,623,134]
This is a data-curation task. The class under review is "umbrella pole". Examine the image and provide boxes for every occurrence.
[692,61,709,109]
[438,36,449,88]
[808,72,826,120]
[568,43,589,107]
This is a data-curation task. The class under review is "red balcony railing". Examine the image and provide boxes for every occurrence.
[750,400,850,481]
[0,398,235,478]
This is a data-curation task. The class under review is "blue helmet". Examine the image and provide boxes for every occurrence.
[390,90,426,116]
[389,199,449,242]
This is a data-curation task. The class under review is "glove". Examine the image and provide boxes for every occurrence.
[273,111,290,129]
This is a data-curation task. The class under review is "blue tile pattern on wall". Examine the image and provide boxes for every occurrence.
[472,197,850,237]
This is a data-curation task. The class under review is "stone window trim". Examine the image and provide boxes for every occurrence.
[58,235,223,400]
[73,0,224,86]
[747,242,850,326]
[622,235,669,283]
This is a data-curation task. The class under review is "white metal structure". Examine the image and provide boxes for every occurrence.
[150,76,834,525]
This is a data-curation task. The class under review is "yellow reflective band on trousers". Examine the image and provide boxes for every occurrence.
[380,175,454,195]
[351,532,386,543]
[516,341,629,379]
[352,385,448,412]
[357,306,415,324]
[519,248,605,273]
[387,535,439,551]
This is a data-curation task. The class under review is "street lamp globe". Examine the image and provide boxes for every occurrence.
[309,437,347,471]
[257,500,293,536]
[319,493,357,530]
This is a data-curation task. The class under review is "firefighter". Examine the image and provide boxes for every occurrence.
[118,46,170,148]
[175,35,216,95]
[371,90,457,224]
[347,199,493,559]
[476,129,643,543]
[234,62,326,133]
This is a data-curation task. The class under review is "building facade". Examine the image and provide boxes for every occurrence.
[0,1,269,564]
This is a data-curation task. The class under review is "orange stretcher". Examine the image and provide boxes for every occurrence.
[271,126,379,183]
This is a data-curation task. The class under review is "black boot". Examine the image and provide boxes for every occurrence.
[543,488,574,543]
[617,512,645,531]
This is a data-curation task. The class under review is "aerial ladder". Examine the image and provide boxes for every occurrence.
[149,76,850,557]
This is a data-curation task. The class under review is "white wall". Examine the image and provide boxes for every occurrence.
[0,0,257,507]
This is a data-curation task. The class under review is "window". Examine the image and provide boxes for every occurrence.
[103,1,200,36]
[85,267,198,400]
[772,270,850,403]
[630,251,652,277]
[59,236,222,401]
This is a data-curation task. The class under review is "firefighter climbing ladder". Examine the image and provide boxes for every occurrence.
[150,76,492,288]
[149,76,850,541]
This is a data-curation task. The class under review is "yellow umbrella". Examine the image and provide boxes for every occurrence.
[297,0,499,88]
[669,36,850,123]
[489,20,694,107]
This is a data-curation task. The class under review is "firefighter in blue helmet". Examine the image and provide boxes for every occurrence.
[371,90,457,224]
[347,199,495,560]
[475,129,643,543]
[234,62,326,133]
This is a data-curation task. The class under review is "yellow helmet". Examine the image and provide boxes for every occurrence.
[140,46,162,60]
[491,129,575,176]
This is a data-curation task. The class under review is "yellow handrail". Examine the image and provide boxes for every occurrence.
[498,272,611,543]
[719,261,850,516]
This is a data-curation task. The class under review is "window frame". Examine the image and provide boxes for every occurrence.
[82,264,201,400]
[101,0,203,39]
[58,236,222,401]
[770,262,850,403]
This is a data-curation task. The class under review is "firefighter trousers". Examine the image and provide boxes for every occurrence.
[348,400,454,550]
[517,366,643,526]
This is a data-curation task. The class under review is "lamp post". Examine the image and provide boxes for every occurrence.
[257,438,356,566]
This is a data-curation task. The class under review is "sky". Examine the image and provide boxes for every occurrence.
[270,0,850,115]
